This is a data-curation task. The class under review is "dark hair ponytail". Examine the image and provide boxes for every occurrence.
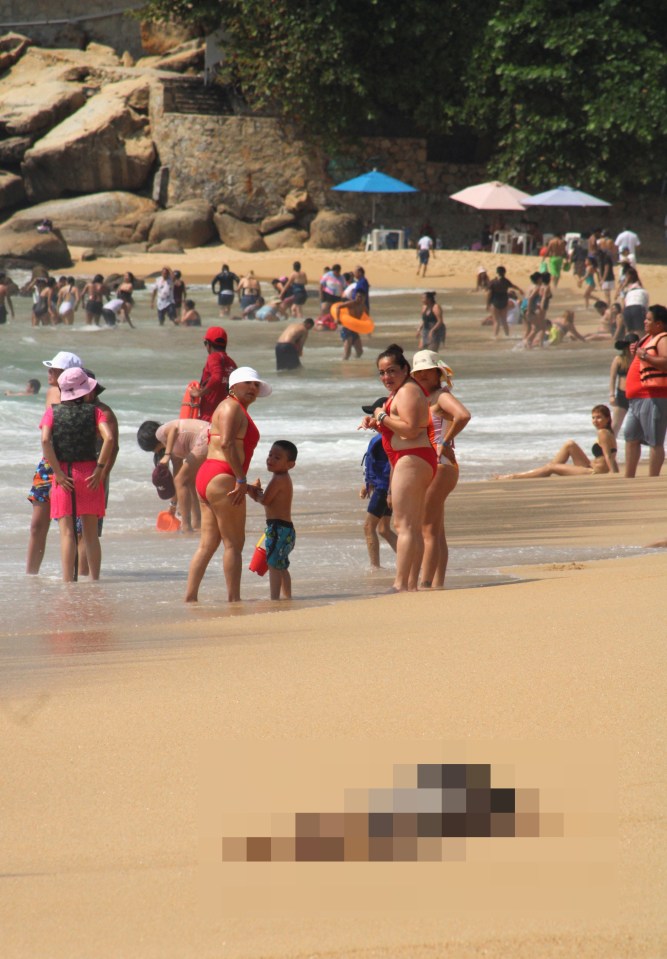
[377,343,410,372]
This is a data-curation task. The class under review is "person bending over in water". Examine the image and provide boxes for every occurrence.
[496,405,619,479]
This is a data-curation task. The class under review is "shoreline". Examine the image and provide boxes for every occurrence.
[63,243,667,297]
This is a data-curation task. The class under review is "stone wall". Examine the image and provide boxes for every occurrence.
[150,84,489,243]
[0,1,146,59]
[149,84,330,219]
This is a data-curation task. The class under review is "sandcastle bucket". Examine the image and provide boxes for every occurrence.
[249,534,268,576]
[156,510,181,532]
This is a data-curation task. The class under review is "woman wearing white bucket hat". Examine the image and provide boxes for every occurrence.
[186,366,272,603]
[411,349,471,588]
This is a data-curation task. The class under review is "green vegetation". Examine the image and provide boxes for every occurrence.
[139,0,667,195]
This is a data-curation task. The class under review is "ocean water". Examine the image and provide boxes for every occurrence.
[0,286,638,673]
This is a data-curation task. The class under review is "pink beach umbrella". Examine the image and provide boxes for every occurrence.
[449,180,530,211]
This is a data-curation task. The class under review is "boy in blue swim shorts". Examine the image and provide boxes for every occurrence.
[247,440,297,600]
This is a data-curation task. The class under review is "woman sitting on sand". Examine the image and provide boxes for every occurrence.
[546,310,588,345]
[496,405,619,479]
[359,344,436,592]
[411,349,471,589]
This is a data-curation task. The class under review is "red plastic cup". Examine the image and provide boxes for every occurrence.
[249,545,268,576]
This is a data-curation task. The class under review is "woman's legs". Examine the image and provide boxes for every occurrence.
[80,514,102,579]
[611,406,627,437]
[551,440,591,466]
[496,440,593,479]
[421,464,459,588]
[185,499,222,602]
[492,306,509,337]
[208,482,246,601]
[27,501,51,574]
[390,456,432,592]
[186,473,246,602]
[57,516,77,581]
[174,456,202,532]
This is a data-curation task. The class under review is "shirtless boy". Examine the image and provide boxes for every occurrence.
[247,441,297,600]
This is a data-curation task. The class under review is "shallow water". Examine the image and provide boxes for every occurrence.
[0,283,638,676]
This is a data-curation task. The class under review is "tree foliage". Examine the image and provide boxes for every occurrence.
[139,0,667,193]
[461,0,667,194]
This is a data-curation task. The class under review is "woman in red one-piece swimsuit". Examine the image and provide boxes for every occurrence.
[185,366,272,603]
[360,343,436,592]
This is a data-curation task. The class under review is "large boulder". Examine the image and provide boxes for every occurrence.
[0,171,26,210]
[0,48,90,138]
[263,228,308,251]
[148,199,214,248]
[307,210,362,249]
[21,77,156,202]
[0,135,34,165]
[148,238,184,254]
[2,192,157,250]
[260,212,297,235]
[0,229,72,268]
[213,211,266,253]
[283,189,315,216]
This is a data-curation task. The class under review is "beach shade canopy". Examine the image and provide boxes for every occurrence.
[449,180,530,211]
[331,168,418,223]
[523,185,611,208]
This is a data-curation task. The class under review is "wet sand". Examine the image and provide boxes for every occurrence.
[2,247,666,957]
[2,479,666,958]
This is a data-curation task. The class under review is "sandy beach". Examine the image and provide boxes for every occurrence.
[2,246,666,958]
[68,242,667,302]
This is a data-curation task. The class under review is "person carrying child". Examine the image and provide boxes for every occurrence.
[247,440,297,600]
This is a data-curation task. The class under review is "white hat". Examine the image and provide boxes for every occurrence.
[43,351,83,370]
[228,366,272,397]
[57,367,98,401]
[412,349,454,384]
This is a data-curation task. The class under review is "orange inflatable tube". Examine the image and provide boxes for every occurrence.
[331,301,374,335]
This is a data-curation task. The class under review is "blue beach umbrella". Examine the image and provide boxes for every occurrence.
[331,168,419,224]
[524,185,611,207]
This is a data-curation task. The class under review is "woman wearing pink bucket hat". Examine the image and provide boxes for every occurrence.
[40,368,115,582]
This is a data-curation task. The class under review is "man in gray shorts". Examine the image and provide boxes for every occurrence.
[624,305,667,477]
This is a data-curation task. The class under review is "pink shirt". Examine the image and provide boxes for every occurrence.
[40,405,107,429]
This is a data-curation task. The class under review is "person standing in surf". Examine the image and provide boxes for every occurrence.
[189,327,237,422]
[40,368,114,582]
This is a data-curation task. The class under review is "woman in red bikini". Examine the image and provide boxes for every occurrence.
[185,366,272,603]
[360,344,436,592]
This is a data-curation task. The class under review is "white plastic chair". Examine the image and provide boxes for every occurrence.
[492,231,511,254]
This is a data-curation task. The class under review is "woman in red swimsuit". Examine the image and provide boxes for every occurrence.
[360,344,436,592]
[185,366,272,603]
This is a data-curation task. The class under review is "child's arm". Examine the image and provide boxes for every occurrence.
[246,478,263,502]
[259,476,279,507]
